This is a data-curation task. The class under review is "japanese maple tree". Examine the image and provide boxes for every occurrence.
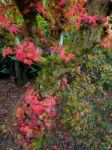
[0,0,112,149]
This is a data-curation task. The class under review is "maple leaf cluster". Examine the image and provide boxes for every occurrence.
[100,34,112,48]
[0,15,18,33]
[51,44,75,62]
[2,39,41,65]
[15,39,40,65]
[65,1,106,28]
[99,16,112,48]
[2,47,13,58]
[16,85,57,144]
[23,0,46,17]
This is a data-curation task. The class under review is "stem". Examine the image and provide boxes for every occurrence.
[15,61,22,85]
[59,32,64,46]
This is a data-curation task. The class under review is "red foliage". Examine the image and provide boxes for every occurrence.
[57,0,67,7]
[51,44,75,62]
[100,35,112,48]
[2,47,13,58]
[0,15,19,33]
[16,85,57,144]
[36,1,46,17]
[64,0,106,28]
[59,47,75,62]
[15,39,40,65]
[61,77,68,90]
[65,4,80,18]
[23,0,46,17]
[2,39,41,65]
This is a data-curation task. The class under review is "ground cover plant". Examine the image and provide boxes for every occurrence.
[0,0,112,149]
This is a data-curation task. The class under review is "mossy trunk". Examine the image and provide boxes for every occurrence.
[74,0,112,52]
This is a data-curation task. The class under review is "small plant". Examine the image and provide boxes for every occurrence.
[15,85,57,148]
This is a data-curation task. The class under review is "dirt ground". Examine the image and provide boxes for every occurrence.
[0,78,26,150]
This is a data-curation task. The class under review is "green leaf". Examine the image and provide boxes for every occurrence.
[32,137,45,150]
[0,68,9,74]
[9,55,16,61]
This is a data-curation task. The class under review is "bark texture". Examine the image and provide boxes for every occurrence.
[75,0,112,51]
[14,0,37,38]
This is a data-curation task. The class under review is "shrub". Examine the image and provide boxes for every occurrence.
[15,85,57,148]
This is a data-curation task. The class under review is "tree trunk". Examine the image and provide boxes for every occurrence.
[14,0,37,38]
[74,0,112,52]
